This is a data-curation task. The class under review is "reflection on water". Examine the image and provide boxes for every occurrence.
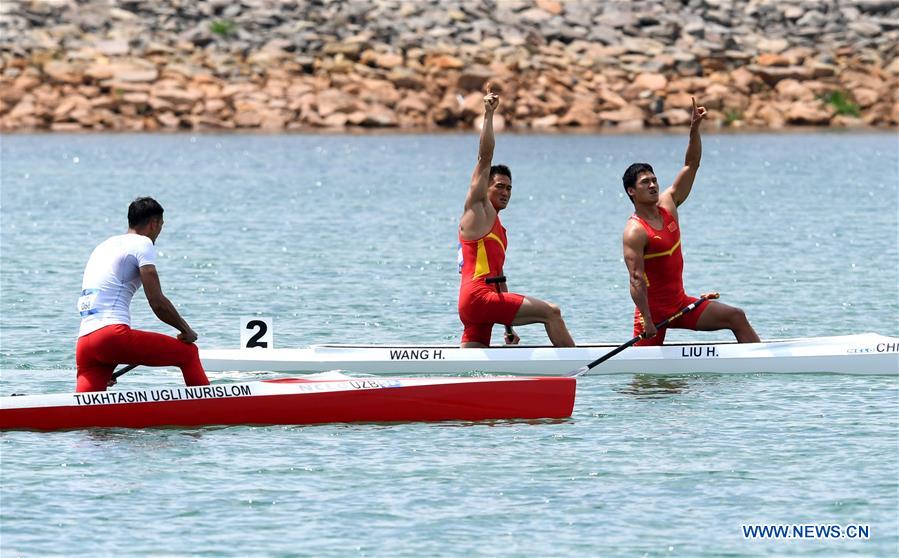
[616,375,690,398]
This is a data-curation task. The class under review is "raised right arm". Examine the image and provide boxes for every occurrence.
[464,92,498,212]
[460,93,500,240]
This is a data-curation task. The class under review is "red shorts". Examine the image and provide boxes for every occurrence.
[75,324,209,392]
[459,282,525,346]
[633,294,710,346]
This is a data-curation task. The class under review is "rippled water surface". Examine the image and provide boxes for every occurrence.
[1,132,897,556]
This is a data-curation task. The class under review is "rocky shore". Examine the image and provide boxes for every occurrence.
[1,0,897,132]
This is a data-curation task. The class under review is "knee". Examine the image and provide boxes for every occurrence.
[546,303,563,321]
[182,341,200,359]
[729,307,748,327]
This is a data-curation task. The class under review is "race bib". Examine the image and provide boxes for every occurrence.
[78,289,99,317]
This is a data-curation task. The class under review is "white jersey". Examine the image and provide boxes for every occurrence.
[77,233,157,337]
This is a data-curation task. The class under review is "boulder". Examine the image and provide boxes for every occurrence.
[375,53,404,69]
[43,61,83,85]
[457,65,493,91]
[786,101,832,125]
[531,114,559,128]
[559,99,599,126]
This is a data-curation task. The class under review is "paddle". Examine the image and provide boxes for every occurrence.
[111,364,138,381]
[485,275,516,344]
[565,293,720,377]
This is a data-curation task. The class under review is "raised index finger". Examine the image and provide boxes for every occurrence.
[691,96,697,110]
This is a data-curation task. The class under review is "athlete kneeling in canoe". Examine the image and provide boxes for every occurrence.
[622,98,759,345]
[458,88,575,348]
[75,197,209,392]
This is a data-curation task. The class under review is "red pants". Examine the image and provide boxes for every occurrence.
[633,295,710,346]
[459,282,525,345]
[76,324,209,392]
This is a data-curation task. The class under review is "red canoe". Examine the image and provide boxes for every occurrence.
[0,373,576,430]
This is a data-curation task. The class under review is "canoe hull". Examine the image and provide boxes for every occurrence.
[0,376,576,431]
[199,334,899,376]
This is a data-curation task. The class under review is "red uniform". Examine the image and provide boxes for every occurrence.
[630,206,709,345]
[76,324,208,392]
[458,215,525,345]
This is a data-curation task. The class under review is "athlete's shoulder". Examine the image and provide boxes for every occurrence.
[120,234,156,262]
[623,218,648,243]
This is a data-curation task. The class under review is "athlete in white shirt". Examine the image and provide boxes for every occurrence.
[75,197,209,392]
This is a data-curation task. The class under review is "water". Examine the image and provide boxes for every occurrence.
[1,132,897,556]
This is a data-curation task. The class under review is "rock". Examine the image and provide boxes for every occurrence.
[559,99,598,126]
[316,89,358,117]
[260,110,288,130]
[730,67,757,92]
[43,61,82,84]
[885,57,899,75]
[757,105,785,128]
[8,99,36,120]
[150,87,202,108]
[358,104,398,127]
[632,72,667,91]
[356,79,400,106]
[775,79,814,101]
[388,69,425,90]
[396,94,429,113]
[322,42,363,59]
[748,65,813,86]
[599,104,644,122]
[851,87,879,108]
[375,53,404,69]
[457,65,492,91]
[425,54,464,70]
[531,114,559,128]
[323,113,348,127]
[234,110,263,127]
[0,87,26,104]
[665,91,694,109]
[95,39,130,56]
[121,92,149,105]
[87,61,159,83]
[460,92,484,117]
[474,113,505,131]
[831,115,866,127]
[756,53,789,67]
[656,109,691,126]
[756,38,790,53]
[786,101,831,125]
[156,112,181,128]
[520,8,553,24]
[536,0,563,15]
[51,122,84,131]
[848,21,882,36]
[616,119,645,131]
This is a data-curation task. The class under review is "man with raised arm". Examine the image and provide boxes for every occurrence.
[75,197,209,392]
[622,98,760,345]
[457,89,575,348]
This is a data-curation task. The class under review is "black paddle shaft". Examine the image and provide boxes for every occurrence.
[570,294,718,376]
[111,363,138,380]
[484,276,515,342]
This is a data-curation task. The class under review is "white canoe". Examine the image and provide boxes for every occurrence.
[200,333,899,376]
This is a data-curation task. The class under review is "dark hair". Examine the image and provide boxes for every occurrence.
[622,163,654,201]
[490,164,511,181]
[128,197,164,228]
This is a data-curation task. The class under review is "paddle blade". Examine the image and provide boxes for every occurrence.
[565,365,590,378]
